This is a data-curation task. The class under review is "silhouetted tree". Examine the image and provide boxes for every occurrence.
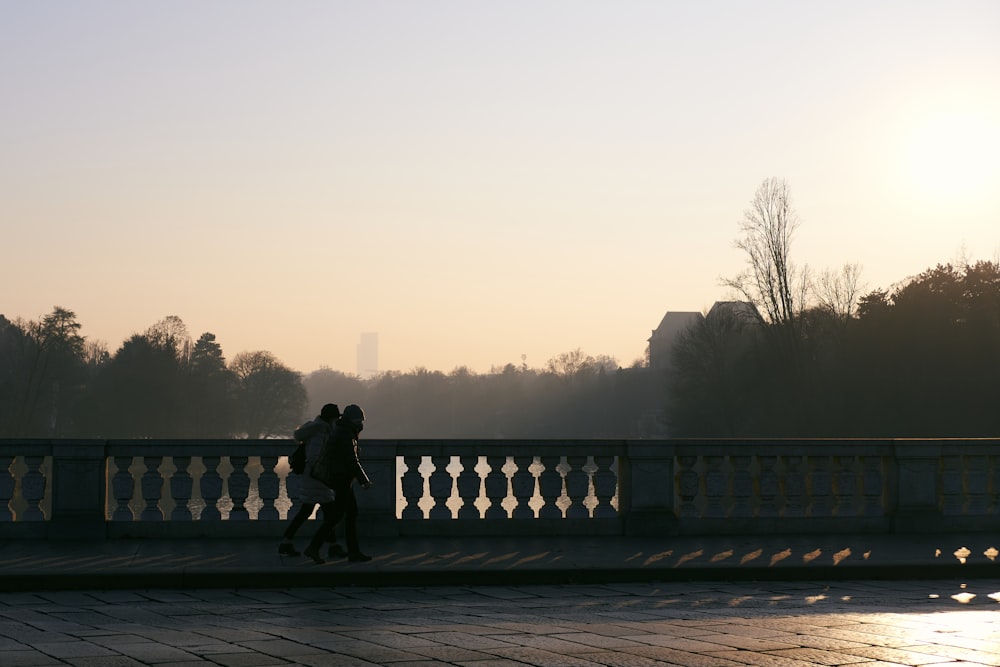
[230,350,306,438]
[4,308,89,436]
[183,332,238,437]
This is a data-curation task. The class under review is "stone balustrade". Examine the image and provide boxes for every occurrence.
[2,438,999,540]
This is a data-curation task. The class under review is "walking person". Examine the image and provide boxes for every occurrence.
[304,404,373,564]
[278,403,346,558]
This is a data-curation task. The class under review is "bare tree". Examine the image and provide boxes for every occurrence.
[815,262,864,319]
[230,350,306,438]
[723,177,809,327]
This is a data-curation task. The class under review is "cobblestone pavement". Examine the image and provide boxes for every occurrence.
[2,579,1000,666]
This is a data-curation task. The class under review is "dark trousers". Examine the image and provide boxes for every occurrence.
[308,477,359,553]
[282,503,315,540]
[284,503,340,542]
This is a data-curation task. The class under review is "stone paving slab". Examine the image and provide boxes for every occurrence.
[2,579,1000,666]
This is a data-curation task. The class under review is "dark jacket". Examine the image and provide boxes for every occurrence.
[315,416,370,487]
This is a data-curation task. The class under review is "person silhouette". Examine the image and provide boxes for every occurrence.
[278,403,346,558]
[304,404,373,564]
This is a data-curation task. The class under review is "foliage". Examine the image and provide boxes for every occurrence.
[669,259,1000,437]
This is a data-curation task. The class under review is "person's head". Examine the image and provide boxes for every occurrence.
[319,403,340,423]
[342,404,365,432]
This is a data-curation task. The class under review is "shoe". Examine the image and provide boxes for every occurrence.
[347,551,372,563]
[278,543,300,557]
[303,547,325,564]
[328,543,348,559]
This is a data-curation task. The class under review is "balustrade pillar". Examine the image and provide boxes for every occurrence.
[50,442,107,539]
[427,455,453,519]
[0,456,15,521]
[354,442,399,535]
[483,455,508,519]
[456,455,481,519]
[537,456,563,519]
[621,443,674,536]
[400,454,424,519]
[257,456,280,521]
[894,441,943,532]
[564,456,589,519]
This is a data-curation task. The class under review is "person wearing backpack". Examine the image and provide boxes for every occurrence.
[304,404,373,564]
[278,403,346,558]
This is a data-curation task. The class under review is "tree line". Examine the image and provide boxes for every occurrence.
[0,310,654,439]
[668,177,1000,437]
[5,178,996,440]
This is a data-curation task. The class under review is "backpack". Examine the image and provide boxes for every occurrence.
[290,440,307,475]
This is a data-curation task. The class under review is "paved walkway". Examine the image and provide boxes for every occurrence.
[3,577,1000,666]
[3,534,1000,665]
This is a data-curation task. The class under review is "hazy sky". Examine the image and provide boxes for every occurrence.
[4,2,999,375]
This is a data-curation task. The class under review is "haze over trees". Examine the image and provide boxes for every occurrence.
[3,178,997,440]
[667,178,1000,438]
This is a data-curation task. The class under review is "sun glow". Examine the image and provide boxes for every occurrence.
[897,108,1000,212]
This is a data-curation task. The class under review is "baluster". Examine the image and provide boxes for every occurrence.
[400,455,425,519]
[537,455,563,519]
[703,456,727,518]
[564,455,589,518]
[758,455,779,517]
[676,455,700,518]
[111,456,134,521]
[783,455,805,517]
[965,455,989,515]
[21,456,46,521]
[285,469,303,520]
[833,456,857,516]
[170,456,193,521]
[861,456,884,517]
[483,455,508,519]
[141,456,164,521]
[257,456,280,521]
[808,456,832,517]
[592,455,617,518]
[730,455,753,517]
[941,455,963,515]
[0,457,14,521]
[456,455,481,519]
[200,456,223,521]
[510,455,535,519]
[428,455,452,519]
[228,456,250,520]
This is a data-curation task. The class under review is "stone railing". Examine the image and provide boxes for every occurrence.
[2,438,999,540]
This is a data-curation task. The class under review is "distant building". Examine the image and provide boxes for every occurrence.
[647,310,704,371]
[356,332,378,379]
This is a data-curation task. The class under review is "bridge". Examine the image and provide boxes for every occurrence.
[2,438,1000,590]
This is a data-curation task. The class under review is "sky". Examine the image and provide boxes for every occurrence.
[3,1,999,376]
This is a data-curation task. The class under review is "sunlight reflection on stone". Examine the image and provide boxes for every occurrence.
[951,592,976,603]
[769,548,791,566]
[740,548,762,565]
[642,551,673,566]
[833,548,851,565]
[802,548,821,564]
[710,549,733,563]
[675,550,704,567]
[954,546,971,563]
[985,547,998,561]
[805,594,828,604]
[988,591,1000,602]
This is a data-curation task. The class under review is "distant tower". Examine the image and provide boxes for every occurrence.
[356,332,378,379]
